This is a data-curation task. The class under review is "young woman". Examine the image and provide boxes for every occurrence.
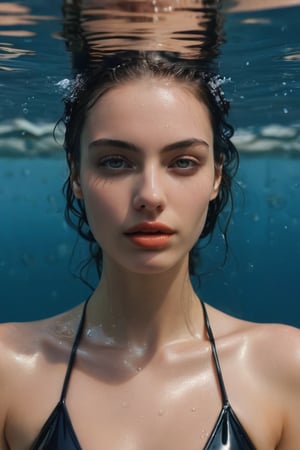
[0,53,300,450]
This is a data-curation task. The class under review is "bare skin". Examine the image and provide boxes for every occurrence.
[1,304,300,449]
[1,79,300,449]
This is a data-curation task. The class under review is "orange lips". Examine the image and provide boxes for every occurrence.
[127,233,172,249]
[124,222,175,249]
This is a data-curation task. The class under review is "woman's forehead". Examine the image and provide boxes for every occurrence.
[86,77,210,121]
[81,80,213,151]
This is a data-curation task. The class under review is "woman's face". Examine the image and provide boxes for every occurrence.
[72,78,222,274]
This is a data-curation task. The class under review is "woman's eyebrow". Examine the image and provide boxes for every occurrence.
[88,138,140,152]
[88,137,209,152]
[163,138,209,152]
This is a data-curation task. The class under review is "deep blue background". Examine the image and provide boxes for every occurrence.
[1,154,299,325]
[0,2,299,325]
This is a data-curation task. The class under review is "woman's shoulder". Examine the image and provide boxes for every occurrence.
[209,303,300,383]
[0,320,41,375]
[249,320,300,384]
[207,305,300,447]
[0,304,84,378]
[0,305,84,445]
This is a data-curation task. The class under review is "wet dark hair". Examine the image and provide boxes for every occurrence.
[59,51,239,283]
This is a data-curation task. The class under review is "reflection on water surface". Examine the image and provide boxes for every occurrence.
[61,0,223,64]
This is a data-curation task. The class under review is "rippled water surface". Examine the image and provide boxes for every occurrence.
[1,1,300,152]
[0,1,299,323]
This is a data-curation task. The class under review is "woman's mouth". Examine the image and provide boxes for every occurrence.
[124,222,175,249]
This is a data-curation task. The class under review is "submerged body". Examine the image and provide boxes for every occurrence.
[1,60,300,449]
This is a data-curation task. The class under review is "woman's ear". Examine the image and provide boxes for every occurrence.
[210,161,223,201]
[70,161,84,199]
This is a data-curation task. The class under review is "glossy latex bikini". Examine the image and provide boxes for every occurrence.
[30,300,256,450]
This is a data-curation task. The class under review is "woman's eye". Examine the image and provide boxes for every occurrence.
[98,156,131,170]
[171,158,198,170]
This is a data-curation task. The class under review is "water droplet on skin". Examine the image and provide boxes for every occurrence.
[56,321,76,338]
[122,401,128,408]
[65,328,73,337]
[199,430,208,440]
[136,367,142,372]
[191,407,197,413]
[104,337,114,346]
[123,359,129,366]
[135,347,145,357]
[86,329,92,337]
[158,409,164,416]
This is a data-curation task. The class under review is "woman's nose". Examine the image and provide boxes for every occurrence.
[132,164,166,213]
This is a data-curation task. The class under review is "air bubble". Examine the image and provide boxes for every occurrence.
[247,263,254,272]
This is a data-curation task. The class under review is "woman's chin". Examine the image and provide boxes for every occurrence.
[104,252,188,277]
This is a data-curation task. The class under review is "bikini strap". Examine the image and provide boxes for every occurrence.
[59,299,90,402]
[200,301,229,407]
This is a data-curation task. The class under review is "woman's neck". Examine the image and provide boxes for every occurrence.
[86,257,204,350]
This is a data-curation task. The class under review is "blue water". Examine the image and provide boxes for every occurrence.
[0,1,299,325]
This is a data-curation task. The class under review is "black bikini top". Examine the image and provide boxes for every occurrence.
[30,300,256,450]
